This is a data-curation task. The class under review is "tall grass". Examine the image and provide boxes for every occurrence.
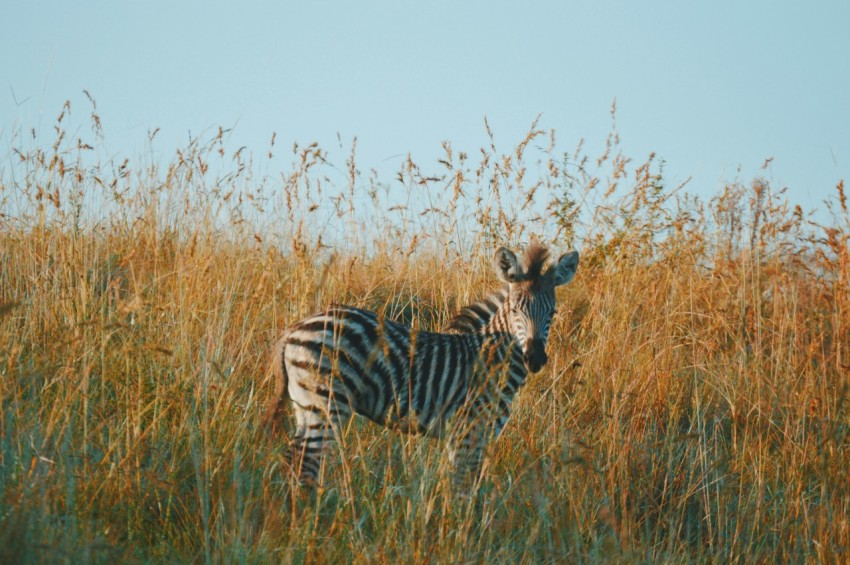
[1,98,848,562]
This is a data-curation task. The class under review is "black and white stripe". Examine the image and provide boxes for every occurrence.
[445,288,508,334]
[263,244,579,486]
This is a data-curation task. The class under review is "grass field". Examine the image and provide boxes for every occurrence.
[1,103,848,562]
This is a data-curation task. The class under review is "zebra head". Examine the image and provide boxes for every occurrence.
[493,244,580,373]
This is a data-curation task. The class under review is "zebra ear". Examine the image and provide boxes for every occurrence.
[552,250,579,286]
[493,247,523,283]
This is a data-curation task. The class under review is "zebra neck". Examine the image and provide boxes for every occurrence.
[482,303,517,337]
[478,334,529,390]
[445,287,508,334]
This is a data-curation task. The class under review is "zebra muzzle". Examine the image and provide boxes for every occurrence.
[524,339,548,373]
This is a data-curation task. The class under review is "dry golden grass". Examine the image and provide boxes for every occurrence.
[0,100,848,562]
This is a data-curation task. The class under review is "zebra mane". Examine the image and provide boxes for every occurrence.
[445,287,508,334]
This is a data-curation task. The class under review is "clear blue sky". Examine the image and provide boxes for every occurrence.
[3,1,848,214]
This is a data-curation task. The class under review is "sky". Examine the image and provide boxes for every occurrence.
[2,1,849,217]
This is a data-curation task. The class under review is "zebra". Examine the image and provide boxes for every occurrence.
[263,244,579,486]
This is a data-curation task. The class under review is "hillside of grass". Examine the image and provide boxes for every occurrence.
[1,102,848,562]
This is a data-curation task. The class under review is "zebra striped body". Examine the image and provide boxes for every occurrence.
[264,244,579,486]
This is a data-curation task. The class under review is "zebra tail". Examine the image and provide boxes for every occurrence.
[261,333,290,438]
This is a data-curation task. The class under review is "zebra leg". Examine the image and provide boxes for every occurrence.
[446,418,492,492]
[448,433,486,478]
[287,405,326,486]
[446,391,508,488]
[287,396,352,486]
